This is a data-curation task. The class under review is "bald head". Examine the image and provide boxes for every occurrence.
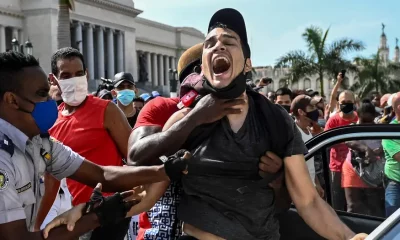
[338,90,355,104]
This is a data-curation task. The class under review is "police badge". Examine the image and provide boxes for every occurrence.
[0,169,10,191]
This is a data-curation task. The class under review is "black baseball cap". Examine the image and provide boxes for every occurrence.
[208,8,251,58]
[113,72,135,88]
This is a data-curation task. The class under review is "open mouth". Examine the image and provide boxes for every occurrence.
[212,56,231,75]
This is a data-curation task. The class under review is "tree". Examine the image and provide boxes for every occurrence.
[275,26,365,96]
[57,0,75,49]
[351,52,400,98]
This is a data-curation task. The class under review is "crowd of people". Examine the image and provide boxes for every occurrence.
[1,6,400,240]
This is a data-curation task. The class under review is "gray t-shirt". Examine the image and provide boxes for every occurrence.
[178,97,307,240]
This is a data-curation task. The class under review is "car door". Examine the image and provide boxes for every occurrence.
[278,124,400,240]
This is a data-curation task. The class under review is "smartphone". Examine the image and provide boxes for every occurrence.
[341,69,346,78]
[262,78,272,84]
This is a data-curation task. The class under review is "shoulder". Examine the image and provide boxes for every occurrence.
[87,95,110,108]
[0,134,14,157]
[134,97,179,129]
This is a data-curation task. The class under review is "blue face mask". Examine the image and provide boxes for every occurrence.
[116,89,135,106]
[18,96,59,134]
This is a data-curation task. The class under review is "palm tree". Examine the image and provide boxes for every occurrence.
[57,0,75,49]
[275,26,365,96]
[351,52,400,98]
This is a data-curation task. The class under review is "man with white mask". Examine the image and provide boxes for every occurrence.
[44,47,132,240]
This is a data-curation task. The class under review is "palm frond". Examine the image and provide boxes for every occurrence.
[328,38,365,56]
[275,50,310,67]
[302,26,323,58]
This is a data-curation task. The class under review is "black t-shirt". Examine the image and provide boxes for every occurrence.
[127,111,139,127]
[178,96,307,240]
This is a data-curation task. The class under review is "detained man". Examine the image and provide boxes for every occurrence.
[131,8,367,240]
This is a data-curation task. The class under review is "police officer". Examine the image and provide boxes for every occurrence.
[0,51,189,239]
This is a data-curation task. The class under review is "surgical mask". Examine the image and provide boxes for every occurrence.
[57,75,88,106]
[340,103,355,114]
[18,96,58,134]
[202,72,247,99]
[282,105,291,113]
[306,109,320,122]
[116,89,135,106]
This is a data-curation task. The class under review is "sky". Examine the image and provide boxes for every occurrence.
[134,0,400,67]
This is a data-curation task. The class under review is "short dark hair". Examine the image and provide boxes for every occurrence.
[275,87,293,100]
[209,22,250,58]
[51,47,86,76]
[133,97,145,103]
[0,51,40,100]
[358,99,376,116]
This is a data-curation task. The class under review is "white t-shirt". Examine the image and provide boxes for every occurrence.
[296,124,316,185]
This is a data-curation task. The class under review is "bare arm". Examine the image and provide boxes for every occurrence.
[34,173,61,231]
[69,160,169,192]
[128,95,245,166]
[0,215,99,240]
[328,75,343,114]
[284,154,355,240]
[128,111,199,166]
[126,109,190,216]
[126,181,169,217]
[104,102,132,158]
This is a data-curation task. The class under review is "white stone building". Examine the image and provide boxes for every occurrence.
[0,0,205,93]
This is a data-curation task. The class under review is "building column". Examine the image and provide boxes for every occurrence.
[116,31,124,73]
[85,24,94,80]
[152,53,158,86]
[18,30,24,44]
[299,79,304,90]
[0,25,5,53]
[74,22,83,55]
[106,28,115,78]
[164,56,170,86]
[96,27,105,79]
[145,52,152,83]
[12,28,18,40]
[170,57,176,70]
[158,54,164,86]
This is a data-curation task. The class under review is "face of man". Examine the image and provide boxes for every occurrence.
[371,94,381,107]
[276,94,291,106]
[54,57,86,81]
[133,101,144,111]
[112,80,136,97]
[3,66,50,137]
[298,104,318,124]
[338,91,356,115]
[202,27,251,89]
[267,92,275,102]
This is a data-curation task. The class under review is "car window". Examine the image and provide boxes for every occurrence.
[320,137,395,219]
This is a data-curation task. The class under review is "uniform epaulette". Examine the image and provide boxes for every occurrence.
[0,134,14,157]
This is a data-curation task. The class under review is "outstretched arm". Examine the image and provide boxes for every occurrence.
[126,109,190,216]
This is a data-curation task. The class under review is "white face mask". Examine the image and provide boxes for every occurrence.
[57,75,88,106]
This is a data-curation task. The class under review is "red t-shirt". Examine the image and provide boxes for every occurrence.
[133,97,179,240]
[49,95,123,205]
[325,113,358,172]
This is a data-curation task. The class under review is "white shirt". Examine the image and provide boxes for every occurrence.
[296,124,316,185]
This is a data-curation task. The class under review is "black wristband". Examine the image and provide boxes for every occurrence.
[161,149,190,181]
